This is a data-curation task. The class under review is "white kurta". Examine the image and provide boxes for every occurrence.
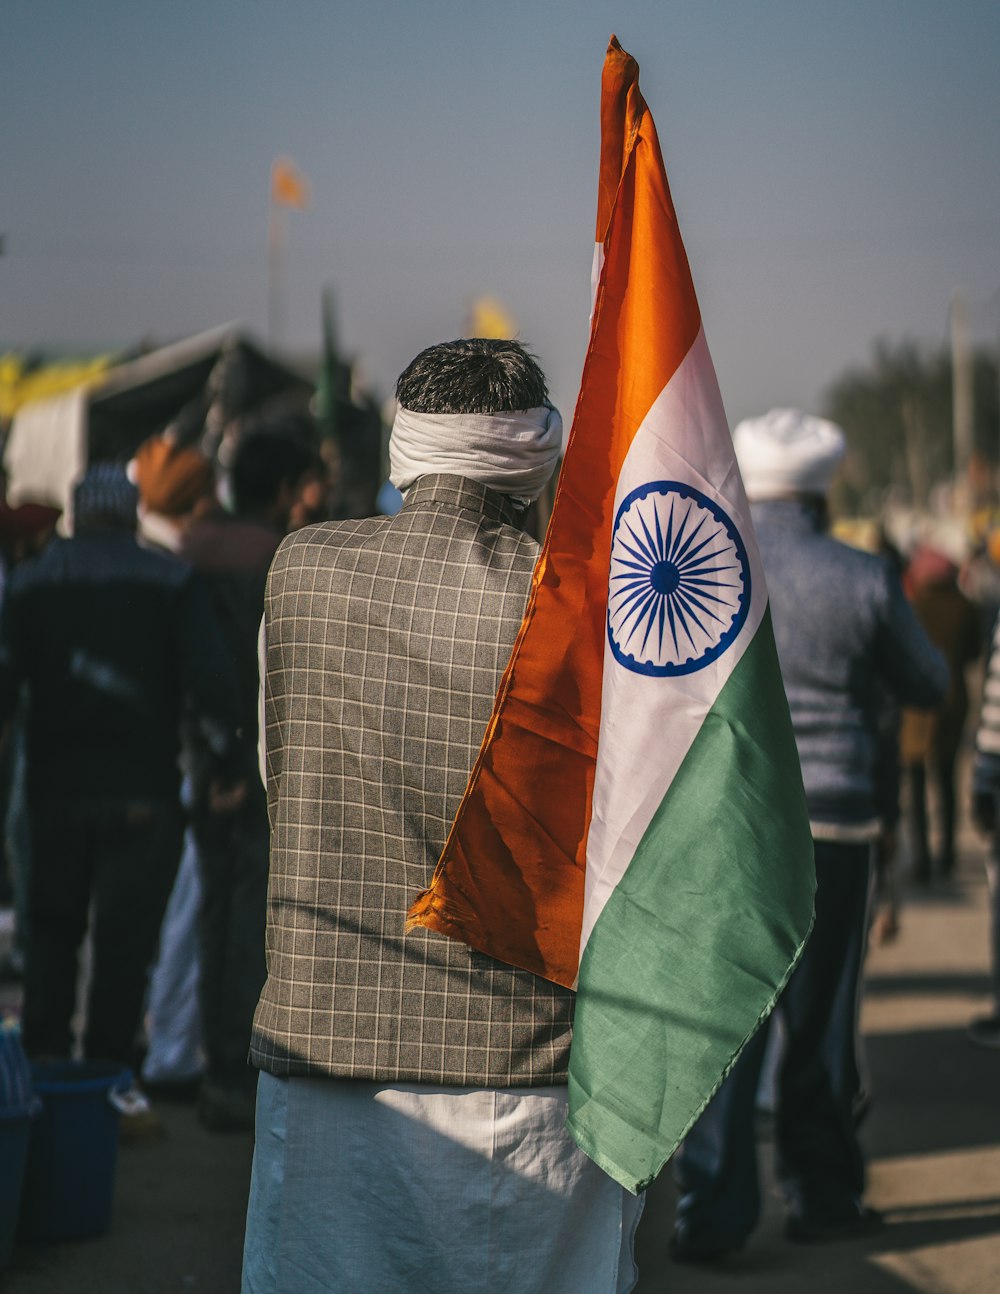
[242,1074,643,1293]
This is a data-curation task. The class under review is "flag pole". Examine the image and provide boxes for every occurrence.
[267,201,285,350]
[267,156,310,351]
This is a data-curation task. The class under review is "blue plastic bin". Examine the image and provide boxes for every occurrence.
[19,1060,132,1242]
[0,1104,34,1265]
[0,1021,35,1265]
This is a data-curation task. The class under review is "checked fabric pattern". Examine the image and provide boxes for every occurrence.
[251,475,575,1086]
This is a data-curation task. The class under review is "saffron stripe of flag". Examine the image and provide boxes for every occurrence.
[408,36,815,1192]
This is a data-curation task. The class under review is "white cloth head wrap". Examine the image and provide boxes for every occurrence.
[733,408,845,500]
[389,404,562,506]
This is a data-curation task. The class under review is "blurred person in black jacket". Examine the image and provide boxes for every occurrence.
[0,464,241,1075]
[0,499,62,982]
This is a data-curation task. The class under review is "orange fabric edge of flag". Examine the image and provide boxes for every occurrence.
[596,36,646,241]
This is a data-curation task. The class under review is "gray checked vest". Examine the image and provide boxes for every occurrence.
[250,475,575,1086]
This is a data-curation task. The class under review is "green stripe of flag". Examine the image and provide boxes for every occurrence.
[567,609,815,1192]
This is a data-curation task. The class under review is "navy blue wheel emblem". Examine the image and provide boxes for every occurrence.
[608,480,751,677]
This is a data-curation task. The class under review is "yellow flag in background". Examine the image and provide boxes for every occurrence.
[467,297,516,340]
[271,157,310,210]
[0,355,114,421]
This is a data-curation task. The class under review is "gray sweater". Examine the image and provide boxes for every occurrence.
[752,500,947,830]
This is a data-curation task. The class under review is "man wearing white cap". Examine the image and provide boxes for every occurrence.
[243,339,642,1293]
[672,409,946,1257]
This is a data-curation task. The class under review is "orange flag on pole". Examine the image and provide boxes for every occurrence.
[271,156,310,210]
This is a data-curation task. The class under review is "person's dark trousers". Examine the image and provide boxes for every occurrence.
[1,714,30,966]
[932,748,959,874]
[671,1018,771,1253]
[193,782,269,1092]
[907,754,959,879]
[775,841,872,1223]
[673,840,873,1246]
[22,795,183,1066]
[905,763,931,882]
[987,851,1000,1015]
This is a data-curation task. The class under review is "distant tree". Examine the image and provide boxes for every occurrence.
[823,340,999,514]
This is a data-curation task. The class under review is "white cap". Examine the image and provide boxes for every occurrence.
[733,408,846,500]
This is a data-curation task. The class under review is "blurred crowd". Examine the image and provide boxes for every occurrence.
[0,396,338,1134]
[0,365,999,1280]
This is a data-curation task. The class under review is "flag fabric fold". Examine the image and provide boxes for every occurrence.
[408,35,815,1192]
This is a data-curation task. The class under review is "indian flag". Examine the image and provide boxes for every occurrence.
[408,36,815,1192]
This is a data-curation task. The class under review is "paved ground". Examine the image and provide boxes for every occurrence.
[2,849,998,1292]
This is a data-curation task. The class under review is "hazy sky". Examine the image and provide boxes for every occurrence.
[4,0,999,425]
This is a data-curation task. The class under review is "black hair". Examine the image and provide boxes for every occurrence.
[231,432,317,513]
[395,338,548,415]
